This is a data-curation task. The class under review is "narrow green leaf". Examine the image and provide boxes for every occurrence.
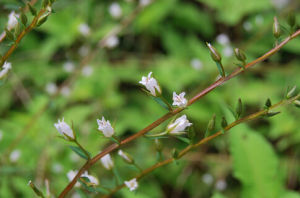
[69,146,90,160]
[175,136,191,144]
[151,96,169,110]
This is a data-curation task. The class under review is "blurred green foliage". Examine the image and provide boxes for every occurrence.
[0,0,299,197]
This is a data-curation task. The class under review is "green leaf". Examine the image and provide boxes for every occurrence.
[229,126,284,198]
[151,96,169,110]
[69,146,90,160]
[112,167,122,185]
[175,136,190,144]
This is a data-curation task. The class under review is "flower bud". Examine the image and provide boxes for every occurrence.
[265,98,272,108]
[287,86,296,99]
[27,3,37,16]
[205,114,216,138]
[273,17,281,39]
[20,13,27,26]
[28,181,45,197]
[287,12,296,28]
[266,111,280,117]
[36,15,48,27]
[221,116,228,130]
[172,148,179,159]
[236,98,243,119]
[234,48,247,63]
[206,42,222,63]
[118,150,134,164]
[5,28,14,41]
[294,100,300,108]
[155,138,163,152]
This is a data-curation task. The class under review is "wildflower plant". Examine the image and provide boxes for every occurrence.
[0,0,299,198]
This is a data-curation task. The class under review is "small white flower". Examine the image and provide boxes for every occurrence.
[190,58,203,70]
[54,118,75,140]
[0,62,12,79]
[139,0,152,7]
[97,117,115,137]
[215,179,227,191]
[100,154,114,170]
[81,65,93,77]
[255,15,264,26]
[216,34,230,46]
[139,72,161,96]
[118,150,133,163]
[243,21,252,32]
[63,61,75,73]
[82,171,99,185]
[109,3,122,19]
[45,82,57,95]
[172,92,188,108]
[67,170,80,187]
[78,46,89,57]
[167,115,192,135]
[52,163,63,173]
[7,11,19,30]
[125,178,138,191]
[104,35,119,49]
[60,86,71,97]
[78,23,90,36]
[271,0,290,10]
[10,149,21,162]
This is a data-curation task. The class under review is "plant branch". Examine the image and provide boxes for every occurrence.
[58,29,300,198]
[104,94,300,197]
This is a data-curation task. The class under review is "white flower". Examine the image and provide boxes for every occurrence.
[139,0,151,7]
[215,179,227,191]
[0,62,12,79]
[124,178,138,191]
[172,92,188,108]
[82,171,99,185]
[81,65,93,77]
[167,115,192,135]
[100,154,114,170]
[52,163,63,173]
[190,58,203,70]
[54,118,75,140]
[222,46,233,57]
[10,149,21,162]
[104,35,119,49]
[97,117,115,137]
[202,173,214,185]
[255,15,264,26]
[7,11,19,30]
[243,21,252,32]
[118,150,133,163]
[216,34,230,46]
[67,170,80,187]
[60,86,71,97]
[45,82,57,95]
[139,72,161,96]
[78,23,90,36]
[109,3,122,19]
[78,45,89,57]
[63,61,75,73]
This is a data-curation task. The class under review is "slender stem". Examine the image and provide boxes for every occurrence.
[104,94,300,197]
[58,30,300,198]
[0,8,47,67]
[74,139,91,160]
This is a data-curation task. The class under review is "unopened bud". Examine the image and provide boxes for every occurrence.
[172,148,179,159]
[266,111,280,117]
[294,100,300,108]
[234,48,247,63]
[265,98,272,108]
[206,42,222,62]
[236,98,243,119]
[287,12,296,28]
[221,116,228,130]
[42,0,50,8]
[118,150,134,164]
[28,180,45,197]
[27,3,37,16]
[36,15,48,27]
[205,114,216,137]
[20,13,27,26]
[273,17,281,39]
[287,86,296,99]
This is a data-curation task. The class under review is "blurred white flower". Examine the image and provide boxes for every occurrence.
[243,21,252,32]
[0,130,3,142]
[60,86,71,97]
[172,92,188,108]
[0,62,12,79]
[139,72,161,96]
[7,11,19,30]
[97,117,115,137]
[45,82,57,95]
[271,0,290,9]
[125,178,138,191]
[82,171,99,185]
[202,173,214,185]
[54,118,75,140]
[52,163,63,173]
[139,0,151,7]
[215,179,227,191]
[78,45,90,57]
[167,115,192,135]
[118,150,133,163]
[216,34,230,46]
[67,170,80,187]
[100,154,114,170]
[109,3,122,19]
[104,35,119,49]
[63,61,75,73]
[78,23,90,36]
[255,15,264,26]
[81,65,93,77]
[71,193,81,198]
[190,58,203,70]
[10,149,21,162]
[222,45,233,57]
